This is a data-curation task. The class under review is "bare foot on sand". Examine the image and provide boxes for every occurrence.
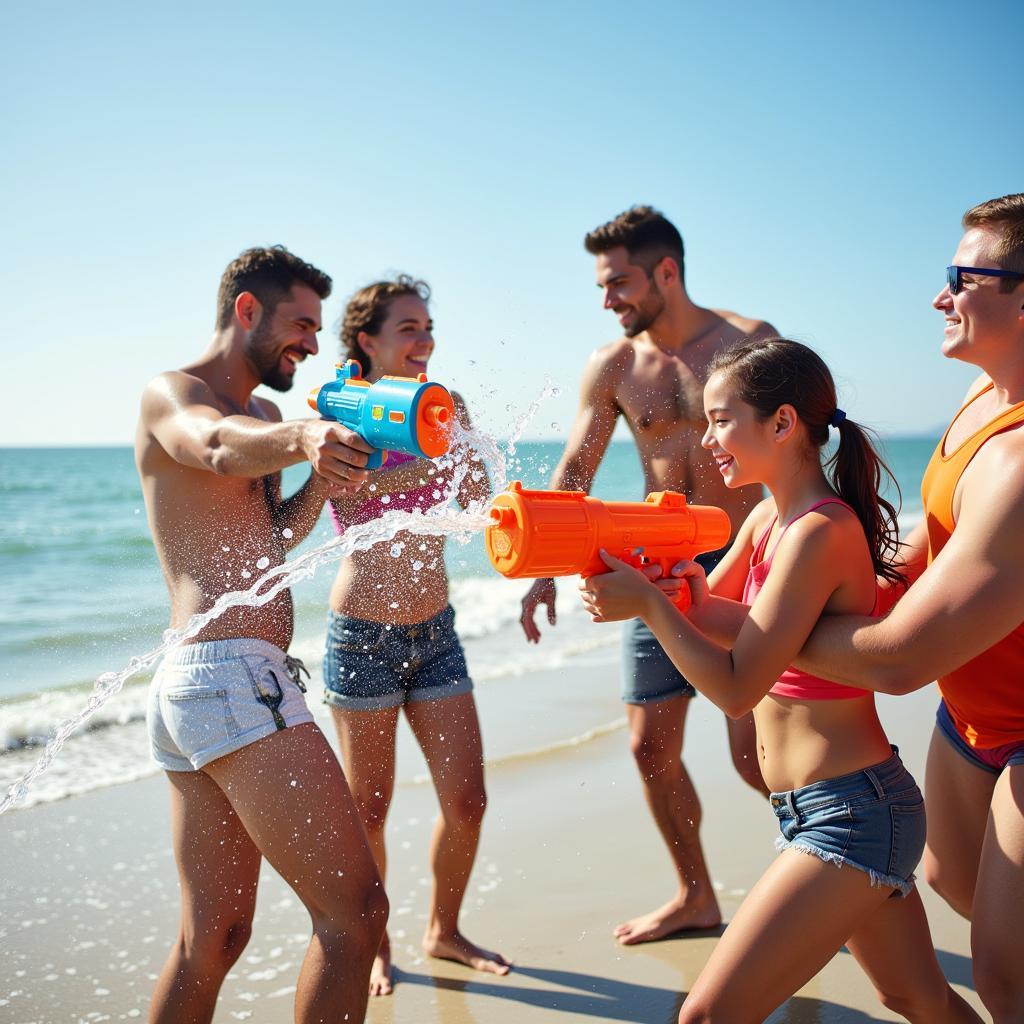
[423,929,512,975]
[369,934,393,997]
[614,894,722,945]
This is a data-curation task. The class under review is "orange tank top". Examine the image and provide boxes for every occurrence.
[920,382,1024,748]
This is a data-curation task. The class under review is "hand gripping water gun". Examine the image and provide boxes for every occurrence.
[485,482,731,611]
[307,360,455,469]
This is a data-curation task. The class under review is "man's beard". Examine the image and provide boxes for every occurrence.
[247,317,294,392]
[622,281,666,338]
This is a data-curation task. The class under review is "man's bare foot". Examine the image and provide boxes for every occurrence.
[423,929,512,976]
[613,894,721,945]
[369,934,393,997]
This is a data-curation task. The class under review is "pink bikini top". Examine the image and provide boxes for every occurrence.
[329,452,441,534]
[741,498,876,701]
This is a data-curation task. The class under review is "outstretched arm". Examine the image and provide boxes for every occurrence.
[583,507,859,718]
[795,440,1024,693]
[142,371,372,485]
[520,347,622,643]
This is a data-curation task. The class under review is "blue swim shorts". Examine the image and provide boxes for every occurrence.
[770,747,925,897]
[147,638,314,772]
[323,604,473,712]
[935,699,1024,775]
[621,546,728,704]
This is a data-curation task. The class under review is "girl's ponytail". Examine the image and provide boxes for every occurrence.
[828,417,903,586]
[710,338,904,587]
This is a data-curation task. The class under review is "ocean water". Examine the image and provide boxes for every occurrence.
[0,437,935,811]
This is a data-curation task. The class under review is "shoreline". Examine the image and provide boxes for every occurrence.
[0,668,983,1023]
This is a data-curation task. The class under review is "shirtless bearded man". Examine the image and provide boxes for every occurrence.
[520,206,775,944]
[136,246,386,1024]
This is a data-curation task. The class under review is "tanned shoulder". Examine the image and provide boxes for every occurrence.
[585,337,635,388]
[711,309,779,339]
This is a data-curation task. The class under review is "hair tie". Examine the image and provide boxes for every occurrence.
[829,408,847,429]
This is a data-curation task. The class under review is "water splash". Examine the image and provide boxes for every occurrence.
[0,409,546,815]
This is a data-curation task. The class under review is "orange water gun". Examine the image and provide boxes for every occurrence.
[485,482,731,611]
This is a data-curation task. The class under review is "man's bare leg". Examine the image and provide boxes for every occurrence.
[970,763,1024,1023]
[331,706,400,996]
[406,692,511,975]
[616,697,721,944]
[149,770,261,1024]
[203,723,387,1022]
[921,725,994,918]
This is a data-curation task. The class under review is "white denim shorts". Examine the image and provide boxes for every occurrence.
[147,638,314,772]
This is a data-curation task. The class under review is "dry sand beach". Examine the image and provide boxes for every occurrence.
[1,658,984,1024]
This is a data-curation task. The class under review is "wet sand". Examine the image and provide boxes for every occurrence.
[0,675,984,1023]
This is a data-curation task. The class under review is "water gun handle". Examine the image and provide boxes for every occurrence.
[618,552,692,613]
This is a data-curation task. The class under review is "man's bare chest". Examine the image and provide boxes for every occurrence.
[616,365,707,435]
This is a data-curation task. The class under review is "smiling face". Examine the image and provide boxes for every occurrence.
[701,370,778,488]
[934,226,1024,366]
[246,283,322,392]
[594,246,667,337]
[359,293,435,380]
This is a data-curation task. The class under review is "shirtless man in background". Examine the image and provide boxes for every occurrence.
[520,206,775,944]
[135,246,386,1024]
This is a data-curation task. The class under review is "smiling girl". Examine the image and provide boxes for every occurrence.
[580,338,979,1023]
[323,276,508,996]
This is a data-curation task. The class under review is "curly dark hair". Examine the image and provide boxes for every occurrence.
[339,275,431,371]
[215,245,331,329]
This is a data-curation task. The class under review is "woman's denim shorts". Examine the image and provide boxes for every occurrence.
[323,604,473,712]
[770,747,925,897]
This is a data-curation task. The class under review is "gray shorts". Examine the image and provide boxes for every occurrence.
[621,546,728,705]
[147,638,314,772]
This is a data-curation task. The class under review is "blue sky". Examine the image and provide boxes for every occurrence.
[3,0,1021,446]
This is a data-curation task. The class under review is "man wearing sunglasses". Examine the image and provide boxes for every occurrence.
[796,193,1024,1024]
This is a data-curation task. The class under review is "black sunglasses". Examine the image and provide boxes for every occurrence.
[946,265,1024,295]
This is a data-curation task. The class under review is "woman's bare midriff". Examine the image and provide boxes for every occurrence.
[330,531,450,625]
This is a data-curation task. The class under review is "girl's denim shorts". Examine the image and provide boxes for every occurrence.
[323,604,472,712]
[770,747,925,897]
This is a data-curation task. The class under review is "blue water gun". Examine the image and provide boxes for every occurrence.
[307,360,455,469]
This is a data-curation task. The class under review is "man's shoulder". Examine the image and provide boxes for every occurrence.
[585,337,636,378]
[710,309,777,339]
[967,417,1024,483]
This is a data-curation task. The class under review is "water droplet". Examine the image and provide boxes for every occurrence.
[241,570,251,579]
[381,495,391,504]
[222,546,230,552]
[412,560,424,571]
[256,557,270,570]
[282,528,293,539]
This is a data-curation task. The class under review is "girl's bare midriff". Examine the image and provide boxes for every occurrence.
[754,695,894,793]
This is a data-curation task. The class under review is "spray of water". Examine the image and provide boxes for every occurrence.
[0,387,559,816]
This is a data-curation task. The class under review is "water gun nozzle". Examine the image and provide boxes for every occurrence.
[424,403,451,428]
